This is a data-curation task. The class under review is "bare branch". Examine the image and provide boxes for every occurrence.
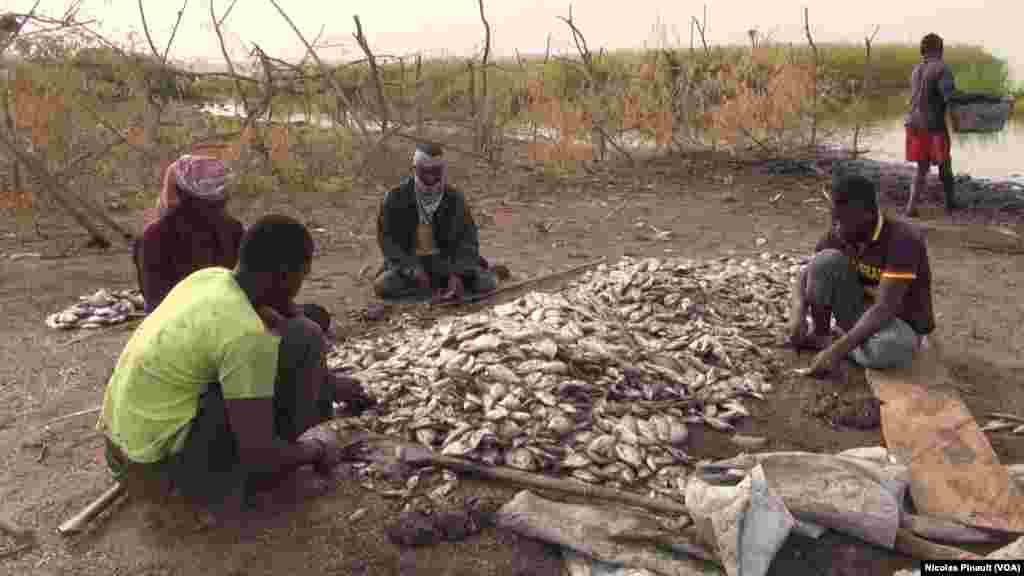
[162,1,190,64]
[0,0,42,54]
[0,129,113,247]
[217,0,239,26]
[691,16,708,55]
[137,0,162,62]
[803,6,820,148]
[477,0,491,67]
[210,0,250,115]
[352,15,388,129]
[475,0,493,155]
[266,0,370,141]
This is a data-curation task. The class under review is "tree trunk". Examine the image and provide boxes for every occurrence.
[2,71,21,194]
[0,130,111,248]
[467,61,477,119]
[414,55,423,134]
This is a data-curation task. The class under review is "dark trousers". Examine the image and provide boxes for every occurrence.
[806,249,920,369]
[373,255,498,299]
[105,315,334,509]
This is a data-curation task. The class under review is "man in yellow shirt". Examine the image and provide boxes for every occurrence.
[98,215,374,510]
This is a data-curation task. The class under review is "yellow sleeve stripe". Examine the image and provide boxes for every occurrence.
[881,271,916,280]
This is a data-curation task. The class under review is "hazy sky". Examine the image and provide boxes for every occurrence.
[5,0,1022,80]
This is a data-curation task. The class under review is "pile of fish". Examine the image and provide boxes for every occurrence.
[45,288,145,330]
[328,254,803,499]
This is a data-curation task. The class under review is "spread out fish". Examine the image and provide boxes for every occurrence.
[45,289,145,330]
[328,254,804,499]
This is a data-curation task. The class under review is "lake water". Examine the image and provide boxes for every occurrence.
[200,101,1023,182]
[860,116,1023,182]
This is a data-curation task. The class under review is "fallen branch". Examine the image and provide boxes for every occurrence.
[342,434,689,516]
[894,528,982,561]
[36,406,101,430]
[0,542,35,561]
[57,482,126,535]
[436,258,606,307]
[987,412,1024,425]
[0,516,33,540]
[963,242,1024,256]
[0,130,112,248]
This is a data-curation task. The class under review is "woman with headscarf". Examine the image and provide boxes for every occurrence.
[374,142,498,302]
[133,154,245,313]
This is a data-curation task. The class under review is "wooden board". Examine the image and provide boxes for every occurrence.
[866,336,1024,533]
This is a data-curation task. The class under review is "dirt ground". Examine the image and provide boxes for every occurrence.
[1,145,1023,576]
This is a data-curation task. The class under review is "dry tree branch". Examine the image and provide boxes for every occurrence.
[557,5,592,67]
[266,0,371,143]
[557,6,634,166]
[0,129,113,247]
[136,0,163,63]
[803,7,820,148]
[851,24,880,156]
[352,15,388,130]
[161,1,190,64]
[0,0,41,54]
[475,0,492,155]
[0,4,133,244]
[691,4,709,56]
[210,0,250,115]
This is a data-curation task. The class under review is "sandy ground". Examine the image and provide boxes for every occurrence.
[1,146,1022,575]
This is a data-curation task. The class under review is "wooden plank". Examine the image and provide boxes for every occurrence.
[866,337,1024,533]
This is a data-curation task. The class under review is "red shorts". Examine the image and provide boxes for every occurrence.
[905,127,950,164]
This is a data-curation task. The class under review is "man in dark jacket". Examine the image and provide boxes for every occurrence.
[374,143,497,301]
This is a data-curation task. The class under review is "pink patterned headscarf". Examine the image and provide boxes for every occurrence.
[156,155,229,217]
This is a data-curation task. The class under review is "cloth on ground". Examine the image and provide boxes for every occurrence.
[685,465,795,576]
[705,452,905,550]
[496,490,723,576]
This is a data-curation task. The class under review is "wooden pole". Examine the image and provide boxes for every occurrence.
[57,482,125,535]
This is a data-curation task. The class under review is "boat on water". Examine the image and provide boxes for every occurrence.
[949,92,1015,133]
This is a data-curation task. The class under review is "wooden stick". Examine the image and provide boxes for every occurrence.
[431,454,689,516]
[37,406,100,430]
[341,435,688,516]
[987,412,1024,425]
[435,258,606,307]
[894,528,982,561]
[57,482,125,536]
[0,516,33,540]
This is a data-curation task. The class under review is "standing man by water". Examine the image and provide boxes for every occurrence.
[904,33,958,217]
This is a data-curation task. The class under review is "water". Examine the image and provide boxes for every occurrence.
[860,116,1023,182]
[199,100,1023,182]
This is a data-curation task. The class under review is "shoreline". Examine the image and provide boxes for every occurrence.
[756,151,1024,211]
[194,101,1024,210]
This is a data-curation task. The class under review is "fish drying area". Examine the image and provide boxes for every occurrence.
[23,251,1024,575]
